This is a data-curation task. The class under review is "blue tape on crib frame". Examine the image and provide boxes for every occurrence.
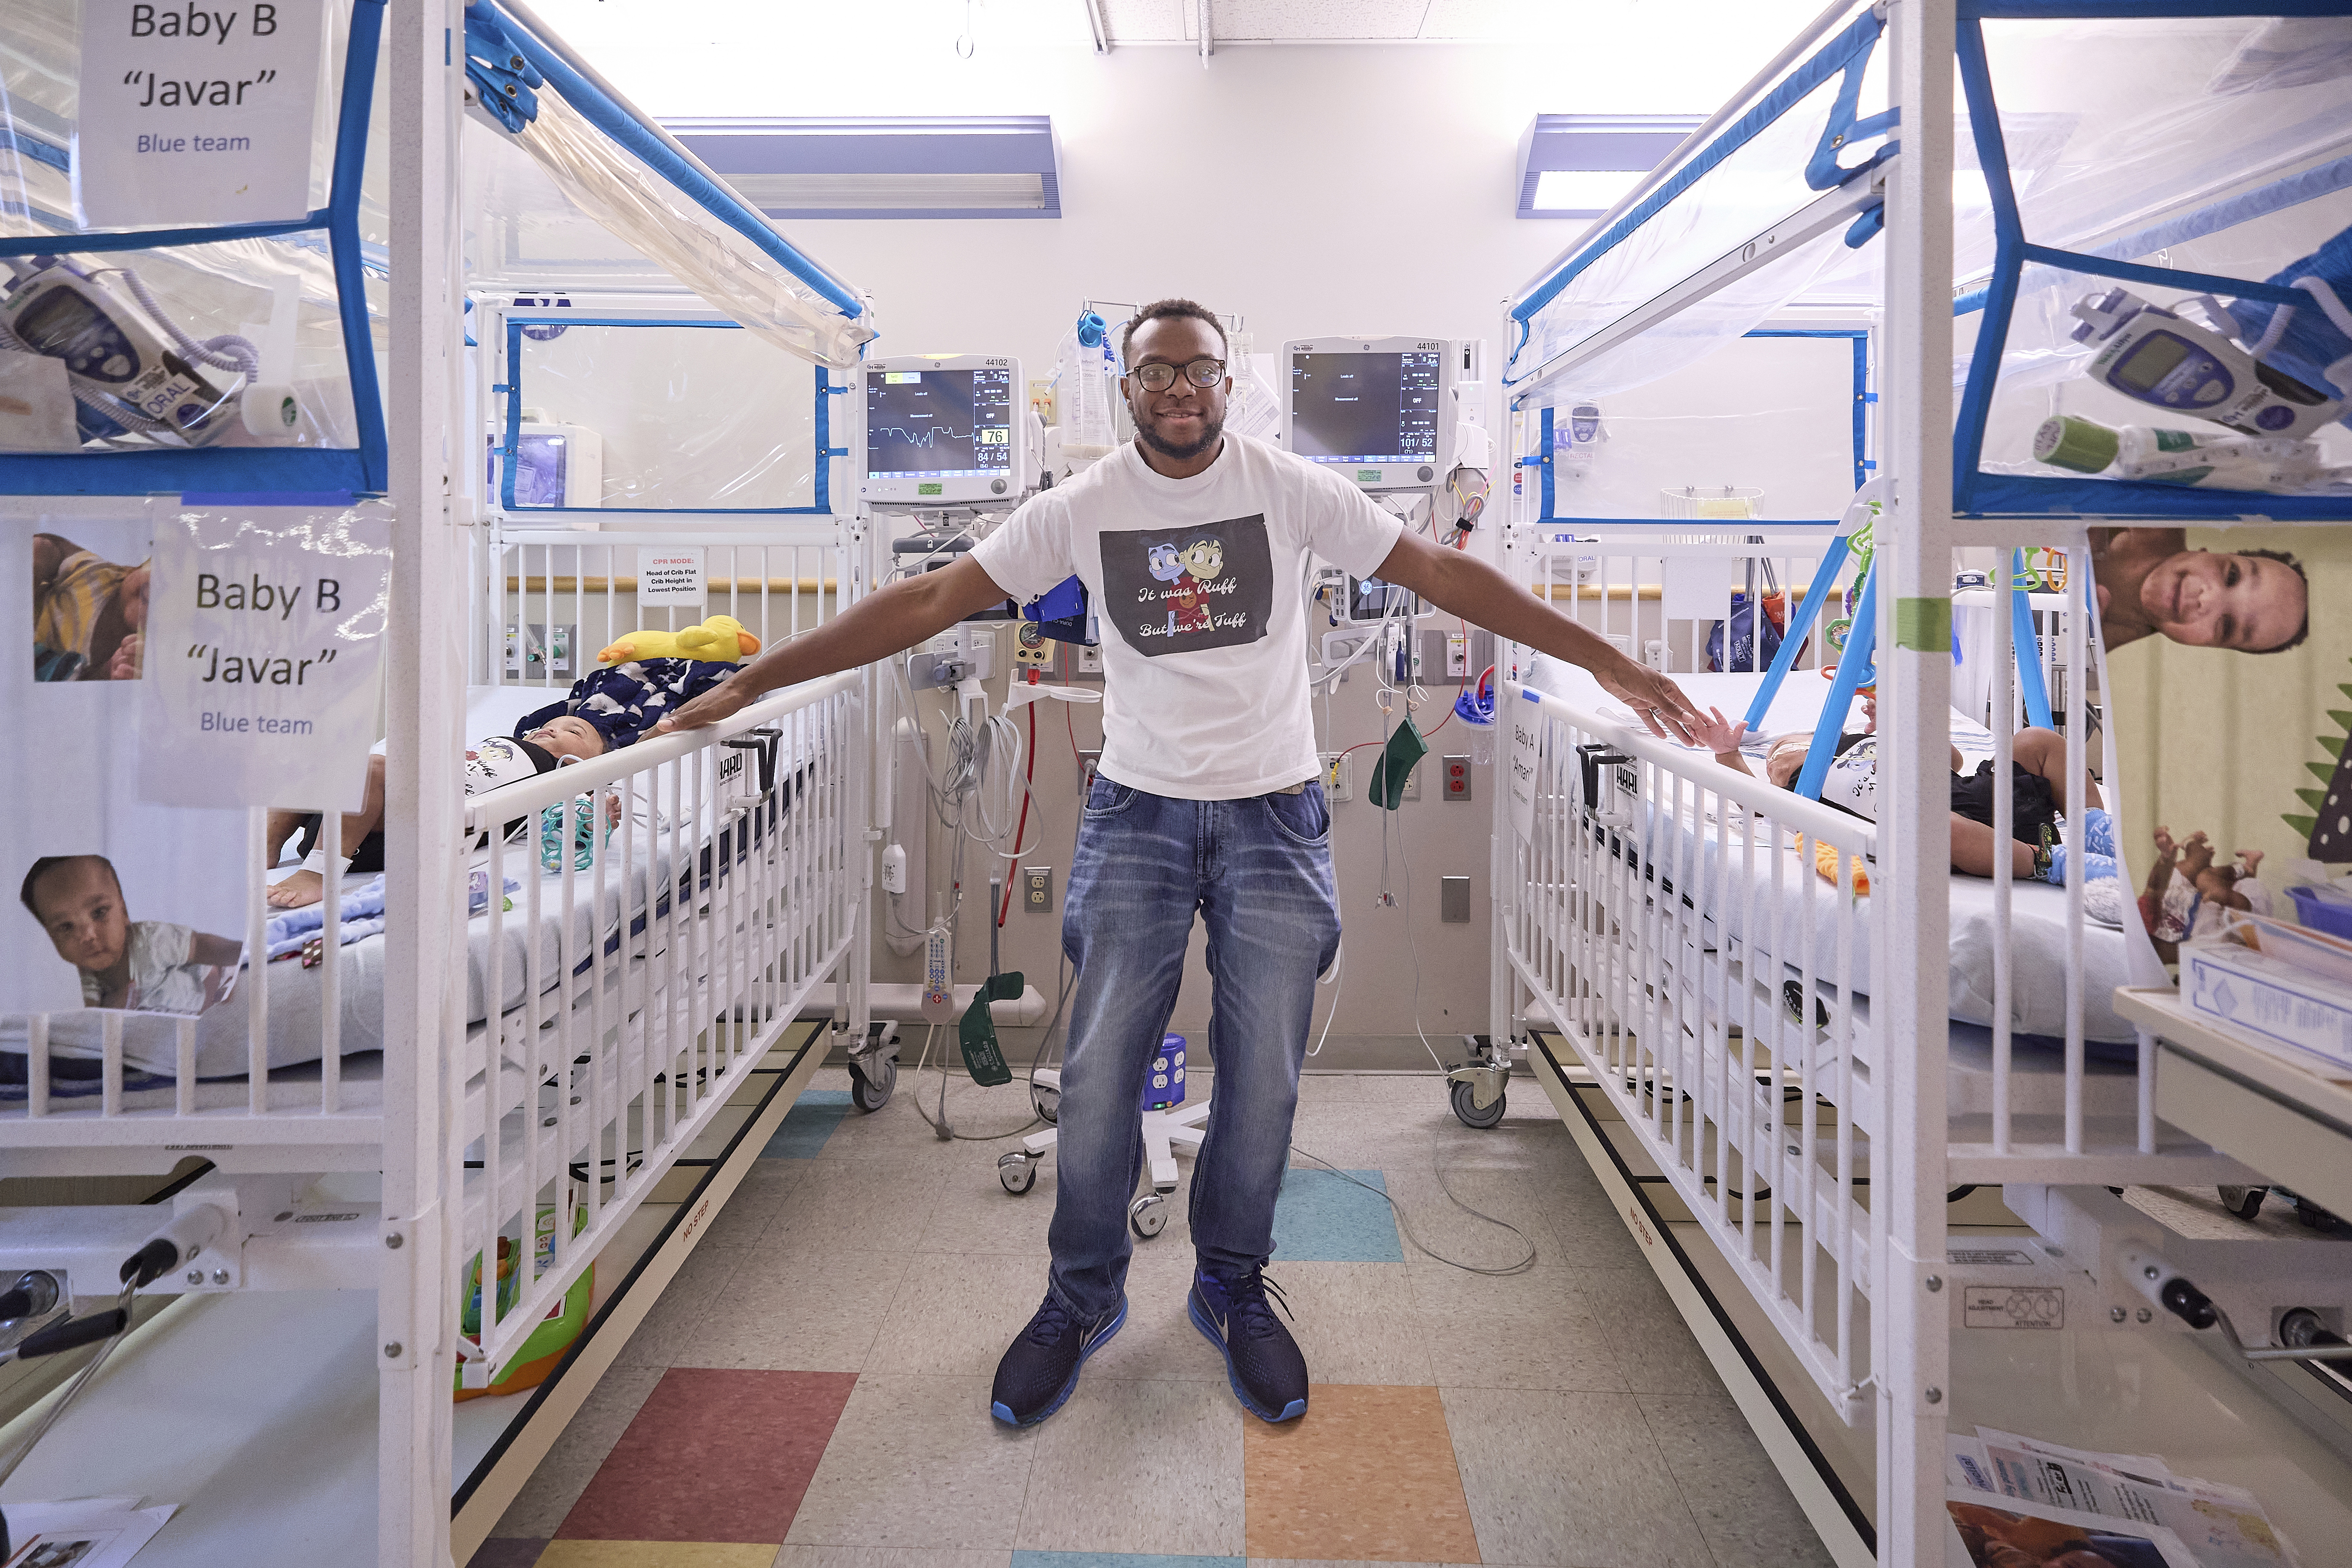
[0,129,69,175]
[1951,9,2352,519]
[1539,406,1555,520]
[1743,532,1851,731]
[0,0,387,497]
[499,317,832,514]
[1504,6,1888,376]
[2010,550,2054,730]
[1793,565,1876,802]
[472,0,865,322]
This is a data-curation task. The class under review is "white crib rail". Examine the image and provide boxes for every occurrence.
[1506,682,1880,1417]
[456,669,857,1373]
[1495,526,2254,1418]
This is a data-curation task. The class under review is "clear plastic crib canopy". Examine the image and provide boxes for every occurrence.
[460,0,877,372]
[1509,4,2352,517]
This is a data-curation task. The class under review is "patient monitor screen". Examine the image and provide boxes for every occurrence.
[866,366,1015,480]
[1288,350,1441,466]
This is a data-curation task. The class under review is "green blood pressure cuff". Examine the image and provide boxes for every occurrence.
[959,970,1023,1087]
[1368,716,1429,812]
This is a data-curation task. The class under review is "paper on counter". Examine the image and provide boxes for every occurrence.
[3,1497,175,1568]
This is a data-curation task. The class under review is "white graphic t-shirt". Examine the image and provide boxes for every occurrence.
[972,435,1405,799]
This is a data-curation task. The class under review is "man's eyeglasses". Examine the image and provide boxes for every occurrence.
[1130,358,1226,392]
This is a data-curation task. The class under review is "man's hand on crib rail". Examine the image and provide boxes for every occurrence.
[658,556,1012,736]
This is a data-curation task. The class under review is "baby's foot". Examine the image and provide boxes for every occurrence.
[267,869,325,909]
[2178,834,2216,881]
[2152,825,2178,861]
[2238,849,2264,878]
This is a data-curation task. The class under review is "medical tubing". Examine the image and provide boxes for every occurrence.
[0,1282,136,1494]
[119,267,261,380]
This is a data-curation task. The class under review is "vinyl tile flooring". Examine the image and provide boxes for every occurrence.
[473,1069,1832,1568]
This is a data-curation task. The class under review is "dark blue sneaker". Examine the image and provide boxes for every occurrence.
[1189,1267,1308,1423]
[990,1291,1126,1427]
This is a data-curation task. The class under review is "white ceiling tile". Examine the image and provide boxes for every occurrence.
[1101,0,1188,42]
[1201,0,1430,40]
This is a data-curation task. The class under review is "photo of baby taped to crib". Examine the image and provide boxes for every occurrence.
[2100,524,2352,987]
[15,854,242,1016]
[30,525,149,683]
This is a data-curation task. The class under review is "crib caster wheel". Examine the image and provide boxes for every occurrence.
[849,1055,896,1113]
[1451,1079,1508,1129]
[999,1152,1036,1195]
[2218,1184,2267,1223]
[1031,1084,1059,1124]
[1129,1193,1167,1238]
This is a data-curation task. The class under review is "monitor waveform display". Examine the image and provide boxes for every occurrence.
[867,366,1015,479]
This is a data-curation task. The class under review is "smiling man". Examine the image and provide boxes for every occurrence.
[2089,527,2310,654]
[657,297,1700,1429]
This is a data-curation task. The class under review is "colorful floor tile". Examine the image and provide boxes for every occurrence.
[1270,1170,1405,1264]
[463,1541,546,1568]
[1014,1556,1245,1568]
[763,1088,855,1158]
[1242,1384,1480,1563]
[557,1367,858,1542]
[535,1544,782,1567]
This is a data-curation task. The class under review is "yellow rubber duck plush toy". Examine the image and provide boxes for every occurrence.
[595,614,763,667]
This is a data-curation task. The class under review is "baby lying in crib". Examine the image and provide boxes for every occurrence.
[1685,697,2118,888]
[264,657,747,906]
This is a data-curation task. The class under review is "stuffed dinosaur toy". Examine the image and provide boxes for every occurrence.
[595,614,762,667]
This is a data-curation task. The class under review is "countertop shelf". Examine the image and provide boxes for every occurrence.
[2113,985,2352,1218]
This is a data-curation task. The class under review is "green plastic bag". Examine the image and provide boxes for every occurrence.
[1368,716,1429,811]
[960,970,1023,1087]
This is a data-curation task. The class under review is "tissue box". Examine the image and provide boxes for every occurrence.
[2182,939,2352,1074]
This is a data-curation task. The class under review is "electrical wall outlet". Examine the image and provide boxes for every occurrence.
[1320,751,1352,802]
[1442,754,1471,802]
[1023,866,1053,913]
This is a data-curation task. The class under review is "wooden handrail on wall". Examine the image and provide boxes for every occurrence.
[504,576,837,593]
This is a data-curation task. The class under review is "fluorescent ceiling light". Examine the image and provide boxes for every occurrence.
[1531,169,1646,214]
[665,117,1061,219]
[729,172,1049,212]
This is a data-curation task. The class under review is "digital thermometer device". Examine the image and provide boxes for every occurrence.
[0,261,258,446]
[2071,286,2346,439]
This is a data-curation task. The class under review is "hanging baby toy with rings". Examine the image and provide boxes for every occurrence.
[1820,504,1876,664]
[0,257,270,447]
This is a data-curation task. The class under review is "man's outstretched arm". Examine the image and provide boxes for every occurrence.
[657,556,1011,734]
[1371,529,1704,744]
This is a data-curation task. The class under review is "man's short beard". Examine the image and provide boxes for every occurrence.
[1137,412,1224,462]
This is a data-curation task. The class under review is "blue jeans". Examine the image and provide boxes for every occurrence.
[1047,775,1343,1319]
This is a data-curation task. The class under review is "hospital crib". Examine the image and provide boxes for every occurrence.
[0,522,872,1555]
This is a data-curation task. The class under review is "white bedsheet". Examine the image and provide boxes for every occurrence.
[1522,660,2134,1043]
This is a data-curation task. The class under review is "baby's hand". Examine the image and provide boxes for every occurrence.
[2152,825,2177,861]
[1688,707,1749,756]
[2178,833,2216,880]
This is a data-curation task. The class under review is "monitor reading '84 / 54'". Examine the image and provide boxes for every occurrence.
[859,354,1025,505]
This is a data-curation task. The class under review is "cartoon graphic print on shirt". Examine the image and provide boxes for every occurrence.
[1100,515,1273,656]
